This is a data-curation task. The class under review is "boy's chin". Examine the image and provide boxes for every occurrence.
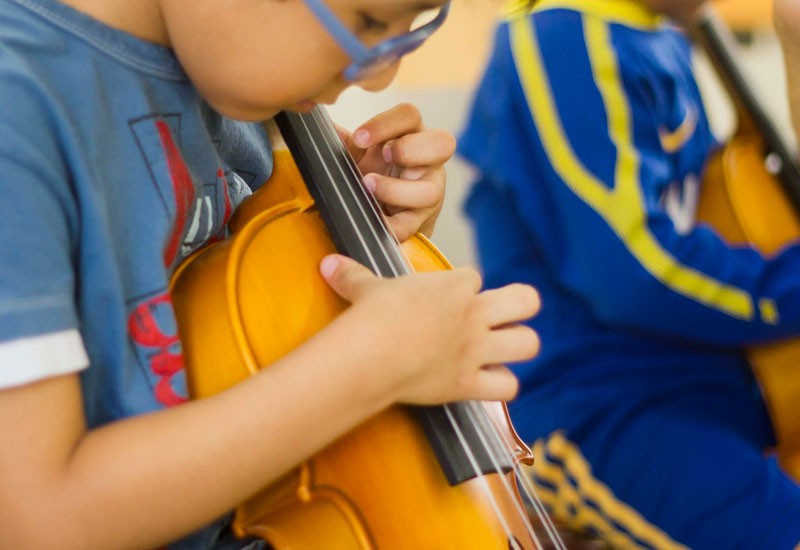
[288,100,318,114]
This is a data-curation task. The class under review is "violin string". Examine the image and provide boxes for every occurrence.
[297,110,406,278]
[515,466,566,550]
[463,401,566,550]
[328,113,407,253]
[301,108,565,548]
[468,401,563,548]
[299,110,524,540]
[441,404,529,550]
[307,108,570,549]
[307,109,412,277]
[470,402,566,550]
[294,107,557,548]
[458,402,545,549]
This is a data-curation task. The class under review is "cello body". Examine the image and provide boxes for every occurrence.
[696,135,800,480]
[693,11,800,480]
[170,113,538,548]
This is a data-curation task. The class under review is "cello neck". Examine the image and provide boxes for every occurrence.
[691,8,800,212]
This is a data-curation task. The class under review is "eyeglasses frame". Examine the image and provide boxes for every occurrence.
[302,0,452,81]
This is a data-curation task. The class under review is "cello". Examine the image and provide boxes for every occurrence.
[170,106,565,548]
[693,8,800,480]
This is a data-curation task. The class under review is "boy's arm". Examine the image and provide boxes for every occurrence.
[0,328,396,549]
[0,255,538,549]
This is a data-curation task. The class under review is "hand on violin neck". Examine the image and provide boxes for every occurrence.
[341,103,454,240]
[362,168,445,242]
[318,254,541,406]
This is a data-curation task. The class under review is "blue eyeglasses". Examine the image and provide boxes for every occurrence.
[303,0,451,82]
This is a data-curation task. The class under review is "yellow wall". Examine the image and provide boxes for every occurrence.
[391,0,776,89]
[713,0,773,31]
[394,0,506,88]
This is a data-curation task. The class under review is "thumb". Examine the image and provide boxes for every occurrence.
[319,254,377,303]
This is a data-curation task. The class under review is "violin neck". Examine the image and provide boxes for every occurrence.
[275,108,411,278]
[691,9,800,209]
[274,106,514,485]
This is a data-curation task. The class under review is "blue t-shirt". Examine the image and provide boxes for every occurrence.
[0,0,273,547]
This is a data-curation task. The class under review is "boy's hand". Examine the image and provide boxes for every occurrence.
[338,103,455,242]
[320,254,541,405]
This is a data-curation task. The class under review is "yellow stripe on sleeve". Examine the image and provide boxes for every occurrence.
[509,14,757,321]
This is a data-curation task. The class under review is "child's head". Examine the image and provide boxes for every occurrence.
[638,0,706,22]
[520,0,707,23]
[150,0,450,121]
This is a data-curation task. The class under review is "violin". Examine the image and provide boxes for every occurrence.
[170,106,565,548]
[693,9,800,480]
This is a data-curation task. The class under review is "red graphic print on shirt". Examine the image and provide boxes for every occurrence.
[156,120,196,267]
[128,292,187,407]
[127,113,233,407]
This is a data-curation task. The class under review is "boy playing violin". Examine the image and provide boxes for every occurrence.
[0,0,541,547]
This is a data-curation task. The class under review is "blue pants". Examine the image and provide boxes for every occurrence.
[511,363,800,549]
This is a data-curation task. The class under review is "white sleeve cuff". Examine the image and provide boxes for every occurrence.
[0,330,89,389]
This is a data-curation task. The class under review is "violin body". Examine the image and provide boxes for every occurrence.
[696,135,800,479]
[170,138,536,547]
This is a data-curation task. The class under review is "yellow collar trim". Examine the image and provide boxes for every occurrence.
[505,0,664,29]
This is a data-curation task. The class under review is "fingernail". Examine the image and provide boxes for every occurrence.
[319,255,340,278]
[354,129,369,147]
[363,175,377,193]
[382,144,392,163]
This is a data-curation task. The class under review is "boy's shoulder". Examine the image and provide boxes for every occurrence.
[1,0,186,83]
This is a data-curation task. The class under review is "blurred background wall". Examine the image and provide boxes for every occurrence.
[328,0,788,269]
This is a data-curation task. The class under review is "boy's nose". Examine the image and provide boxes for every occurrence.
[356,62,402,92]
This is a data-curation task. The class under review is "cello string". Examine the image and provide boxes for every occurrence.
[293,107,564,547]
